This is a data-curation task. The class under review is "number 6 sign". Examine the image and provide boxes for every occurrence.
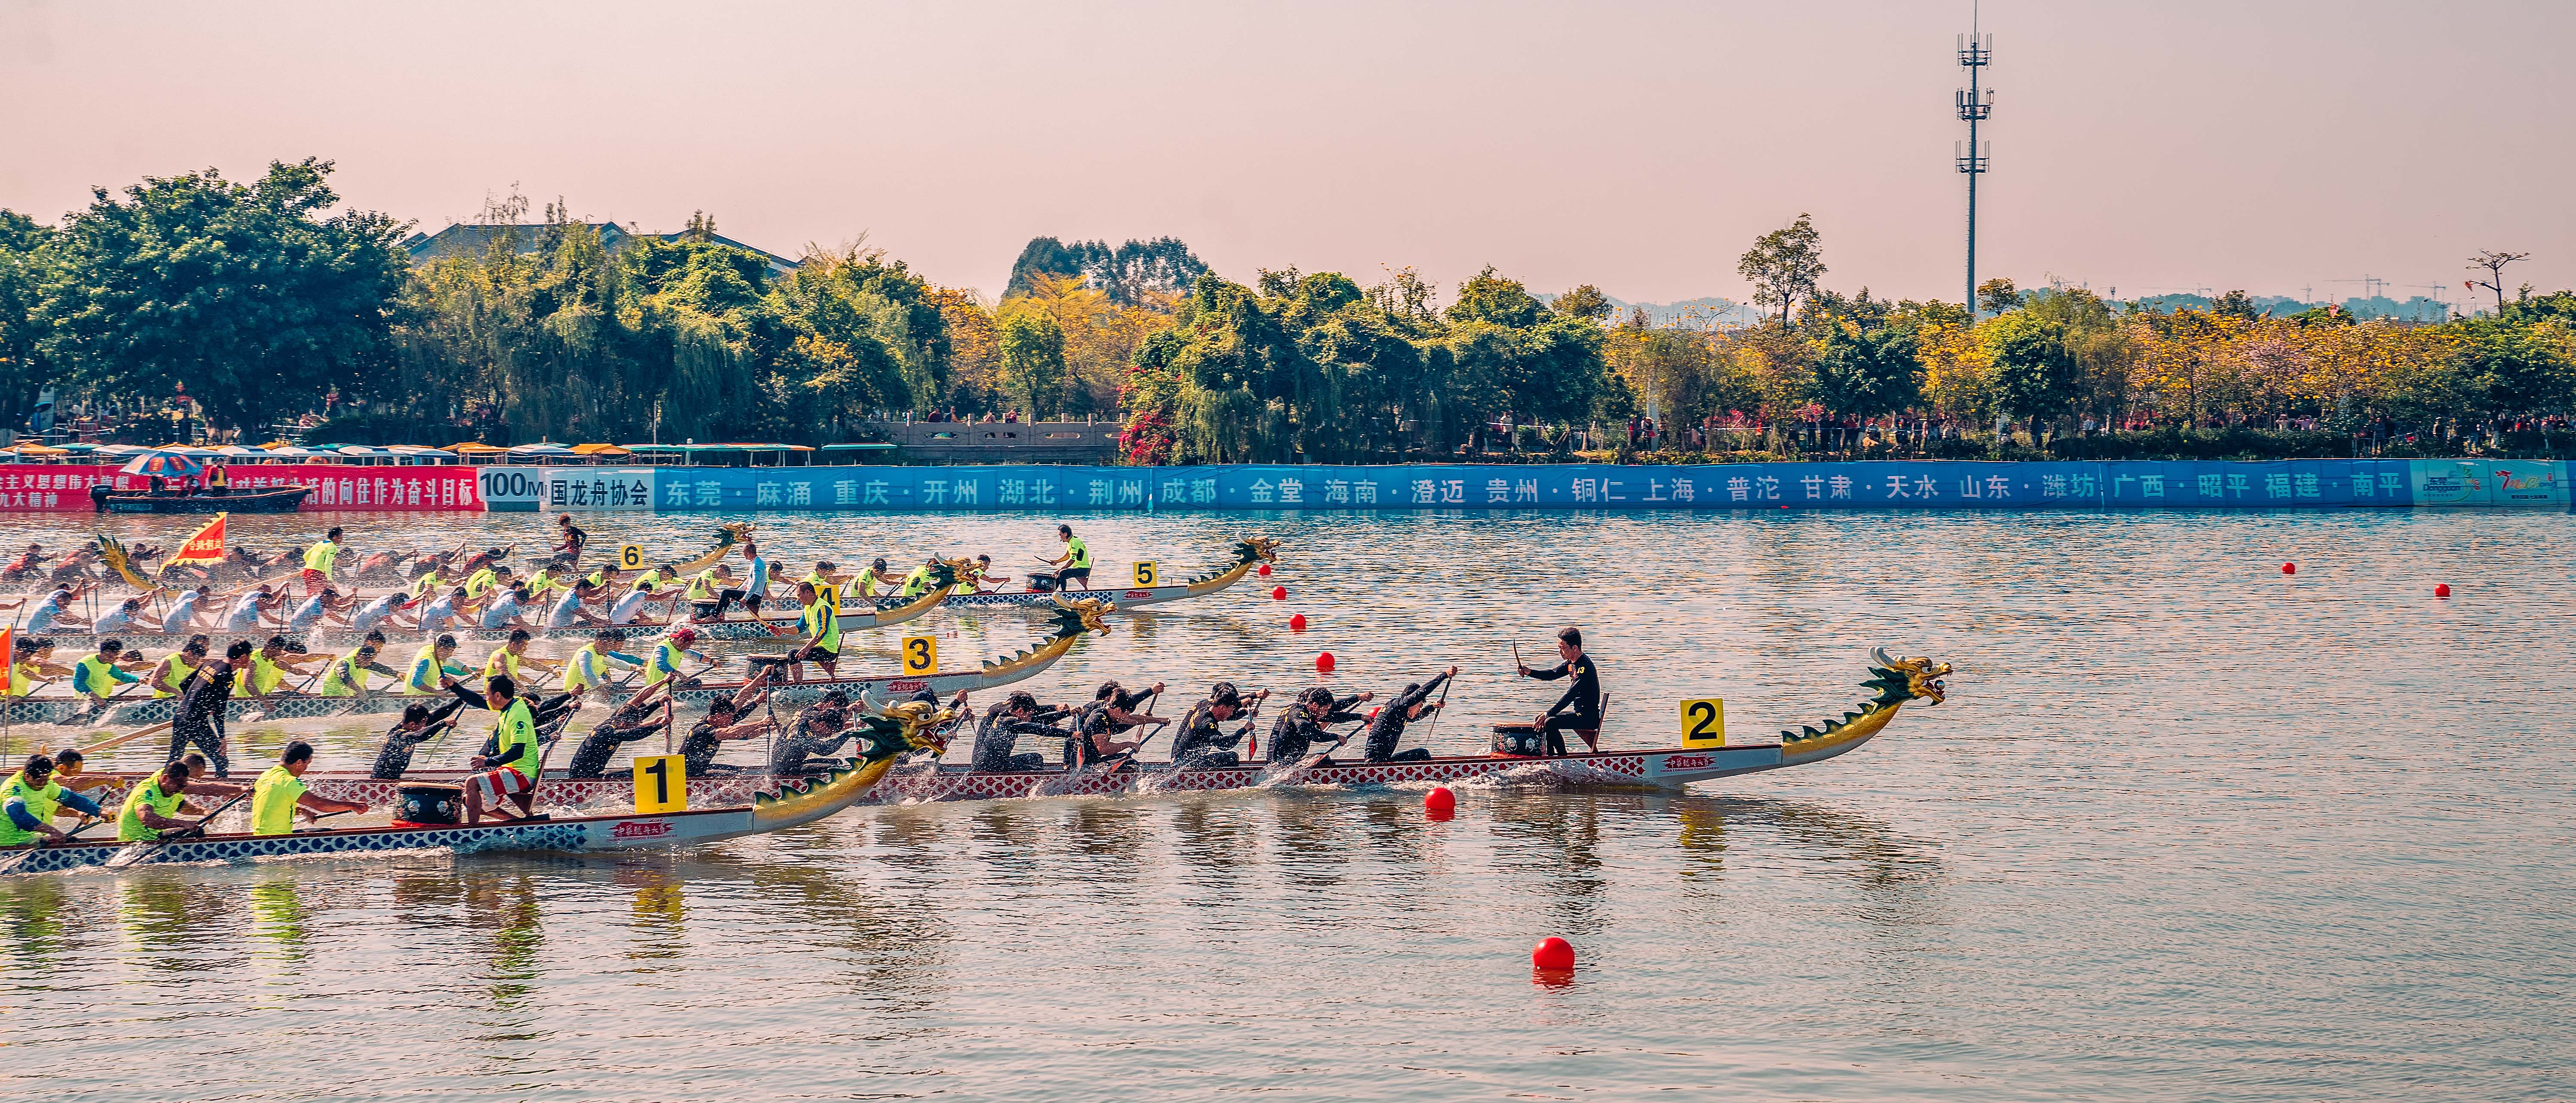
[1677,698,1725,748]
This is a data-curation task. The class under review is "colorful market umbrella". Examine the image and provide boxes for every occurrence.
[116,450,203,479]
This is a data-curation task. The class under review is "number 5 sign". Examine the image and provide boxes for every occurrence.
[1132,561,1158,587]
[1677,698,1725,748]
[901,635,938,675]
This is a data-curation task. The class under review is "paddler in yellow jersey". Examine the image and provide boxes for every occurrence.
[844,557,894,603]
[786,580,843,682]
[5,638,69,697]
[462,675,542,824]
[70,640,146,702]
[243,635,324,699]
[410,566,447,602]
[479,629,560,687]
[249,741,365,835]
[462,563,513,602]
[523,562,569,603]
[564,628,644,693]
[115,758,245,842]
[405,634,471,696]
[1039,524,1092,590]
[1,753,107,848]
[894,555,944,599]
[799,561,844,610]
[149,636,211,698]
[299,526,345,598]
[319,637,401,699]
[644,626,714,687]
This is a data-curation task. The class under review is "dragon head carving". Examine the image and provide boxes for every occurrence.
[1866,646,1950,706]
[1045,593,1116,639]
[858,699,966,760]
[1234,536,1282,566]
[713,522,753,547]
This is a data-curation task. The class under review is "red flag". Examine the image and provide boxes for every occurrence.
[169,513,229,565]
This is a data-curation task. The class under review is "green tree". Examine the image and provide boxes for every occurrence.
[1738,213,1826,323]
[1976,277,2022,316]
[1552,283,1613,322]
[998,309,1068,419]
[0,210,57,430]
[1981,311,2082,427]
[1812,322,1920,420]
[39,158,409,433]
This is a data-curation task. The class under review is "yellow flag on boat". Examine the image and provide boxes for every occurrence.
[169,513,229,565]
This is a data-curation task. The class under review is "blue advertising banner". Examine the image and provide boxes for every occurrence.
[615,459,2561,513]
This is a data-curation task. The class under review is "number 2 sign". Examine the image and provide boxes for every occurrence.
[1677,699,1725,748]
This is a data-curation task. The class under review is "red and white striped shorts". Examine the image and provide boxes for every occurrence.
[470,765,532,805]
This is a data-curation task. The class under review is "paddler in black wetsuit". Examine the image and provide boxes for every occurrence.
[1170,682,1269,769]
[1264,686,1371,764]
[371,698,468,779]
[677,670,779,775]
[1518,626,1602,754]
[1069,681,1165,769]
[769,691,857,774]
[970,691,1072,772]
[1363,666,1456,763]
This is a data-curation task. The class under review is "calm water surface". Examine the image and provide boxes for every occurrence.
[0,507,2568,1101]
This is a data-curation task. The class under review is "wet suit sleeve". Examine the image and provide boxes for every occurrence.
[1537,658,1598,719]
[449,684,492,711]
[486,740,526,767]
[55,790,103,817]
[5,799,40,830]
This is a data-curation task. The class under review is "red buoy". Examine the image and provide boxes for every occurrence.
[2435,583,2451,598]
[1289,613,1307,632]
[1258,562,1272,577]
[1315,651,1335,673]
[1270,586,1287,600]
[2282,562,2296,574]
[1425,786,1456,814]
[1532,937,1576,970]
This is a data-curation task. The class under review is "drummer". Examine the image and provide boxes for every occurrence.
[250,741,366,836]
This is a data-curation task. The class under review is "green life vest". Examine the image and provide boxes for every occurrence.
[320,651,373,697]
[647,639,683,686]
[155,655,198,699]
[74,654,125,700]
[685,570,718,602]
[565,643,605,693]
[1065,537,1091,569]
[250,652,286,694]
[411,572,443,599]
[302,540,340,575]
[406,643,445,694]
[463,568,498,599]
[118,777,184,842]
[492,699,539,775]
[251,765,307,836]
[803,599,841,651]
[0,771,65,846]
[897,567,932,598]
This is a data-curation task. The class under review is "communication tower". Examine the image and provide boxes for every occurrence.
[1956,9,1993,320]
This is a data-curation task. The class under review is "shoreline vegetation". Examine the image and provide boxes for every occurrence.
[0,161,2569,466]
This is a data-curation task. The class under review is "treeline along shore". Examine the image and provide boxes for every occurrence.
[2,161,2570,466]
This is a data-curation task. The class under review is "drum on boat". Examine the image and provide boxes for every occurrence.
[394,784,463,826]
[1490,723,1547,757]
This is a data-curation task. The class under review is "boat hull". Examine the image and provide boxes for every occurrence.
[861,744,1838,804]
[0,805,759,875]
[103,489,310,514]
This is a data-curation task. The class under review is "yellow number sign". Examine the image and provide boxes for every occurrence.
[618,544,644,570]
[901,635,937,675]
[633,754,687,814]
[1132,561,1159,587]
[1677,698,1725,748]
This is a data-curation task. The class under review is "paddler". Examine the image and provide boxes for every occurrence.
[286,586,358,635]
[0,543,43,582]
[523,560,570,603]
[71,639,146,702]
[552,514,587,559]
[545,579,609,630]
[609,566,676,626]
[462,562,513,603]
[405,633,471,696]
[893,555,944,600]
[970,691,1072,772]
[768,691,858,775]
[565,628,644,693]
[1362,667,1456,763]
[369,699,468,779]
[562,691,674,780]
[677,670,778,775]
[117,758,245,841]
[348,588,409,634]
[479,629,560,687]
[299,526,345,597]
[683,562,740,621]
[844,557,895,602]
[1037,524,1093,591]
[1171,683,1268,769]
[478,582,534,630]
[1264,686,1372,764]
[160,585,216,634]
[785,580,841,682]
[1516,626,1603,754]
[319,638,400,699]
[461,674,541,825]
[1,754,108,848]
[92,596,149,636]
[958,554,1008,594]
[1068,680,1166,769]
[16,583,91,632]
[416,584,469,634]
[6,638,68,697]
[220,584,276,633]
[644,626,714,687]
[245,635,323,699]
[250,741,365,835]
[149,636,211,699]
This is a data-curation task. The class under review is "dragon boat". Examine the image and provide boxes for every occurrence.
[57,556,984,652]
[1,596,1116,728]
[0,699,957,876]
[940,537,1281,613]
[101,487,309,514]
[862,647,1951,803]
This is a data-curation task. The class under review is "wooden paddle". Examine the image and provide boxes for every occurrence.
[77,719,176,757]
[104,790,249,869]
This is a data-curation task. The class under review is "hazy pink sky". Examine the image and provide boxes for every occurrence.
[4,0,2569,309]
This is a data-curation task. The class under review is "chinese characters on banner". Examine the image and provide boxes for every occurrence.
[0,464,484,512]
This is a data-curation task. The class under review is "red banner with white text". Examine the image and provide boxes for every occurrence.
[0,464,484,512]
